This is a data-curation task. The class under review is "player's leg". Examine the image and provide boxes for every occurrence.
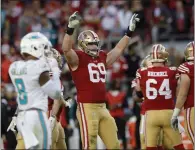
[51,121,59,149]
[35,110,51,149]
[162,110,184,149]
[161,129,173,149]
[56,122,67,149]
[140,115,146,149]
[15,133,25,150]
[145,111,161,149]
[98,106,120,149]
[76,103,99,149]
[184,107,194,145]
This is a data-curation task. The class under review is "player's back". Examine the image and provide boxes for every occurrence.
[9,58,49,111]
[69,50,107,103]
[178,61,194,109]
[137,66,178,111]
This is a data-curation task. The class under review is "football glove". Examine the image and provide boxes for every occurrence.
[7,116,17,132]
[129,14,140,31]
[171,116,179,130]
[126,13,140,37]
[68,11,81,29]
[49,116,56,131]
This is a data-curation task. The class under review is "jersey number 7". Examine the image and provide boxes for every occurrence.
[15,78,28,105]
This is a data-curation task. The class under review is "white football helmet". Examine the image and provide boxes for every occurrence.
[20,32,51,58]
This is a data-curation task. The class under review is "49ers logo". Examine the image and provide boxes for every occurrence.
[88,63,106,83]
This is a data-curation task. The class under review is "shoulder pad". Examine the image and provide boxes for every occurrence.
[141,67,147,71]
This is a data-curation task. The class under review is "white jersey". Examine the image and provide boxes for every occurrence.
[9,58,50,112]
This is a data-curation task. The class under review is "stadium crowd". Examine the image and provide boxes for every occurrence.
[1,0,194,149]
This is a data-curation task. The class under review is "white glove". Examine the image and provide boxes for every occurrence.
[64,97,73,108]
[129,14,140,31]
[49,116,56,131]
[7,116,17,132]
[68,11,81,28]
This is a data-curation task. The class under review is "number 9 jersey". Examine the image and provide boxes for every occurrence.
[9,58,50,111]
[69,50,107,103]
[136,66,179,111]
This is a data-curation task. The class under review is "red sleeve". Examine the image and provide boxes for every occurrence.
[177,63,190,75]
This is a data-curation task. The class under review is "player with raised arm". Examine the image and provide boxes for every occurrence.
[8,32,62,149]
[62,11,139,149]
[136,44,184,150]
[171,41,194,145]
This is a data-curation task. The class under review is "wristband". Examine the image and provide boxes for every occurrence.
[136,91,143,98]
[66,27,74,35]
[125,26,133,37]
[172,108,181,117]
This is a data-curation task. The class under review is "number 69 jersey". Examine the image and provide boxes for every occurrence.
[136,66,179,111]
[69,50,107,103]
[9,58,50,111]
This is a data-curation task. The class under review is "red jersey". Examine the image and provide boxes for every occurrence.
[69,50,107,103]
[131,78,146,115]
[177,62,194,109]
[106,91,125,117]
[136,66,179,111]
[109,56,128,80]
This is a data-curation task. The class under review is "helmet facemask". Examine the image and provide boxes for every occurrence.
[78,30,101,57]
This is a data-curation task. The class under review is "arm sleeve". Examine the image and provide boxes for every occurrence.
[41,70,62,100]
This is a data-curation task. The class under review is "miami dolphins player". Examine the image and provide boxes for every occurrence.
[8,32,62,149]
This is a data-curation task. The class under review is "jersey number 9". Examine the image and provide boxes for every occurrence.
[15,78,28,105]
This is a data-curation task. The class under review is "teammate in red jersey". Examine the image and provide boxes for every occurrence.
[62,11,139,149]
[136,44,184,150]
[132,55,151,149]
[171,41,194,145]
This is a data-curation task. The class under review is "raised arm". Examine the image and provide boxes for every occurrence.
[106,14,140,67]
[62,12,81,71]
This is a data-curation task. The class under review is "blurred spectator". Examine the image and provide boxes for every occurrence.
[106,79,132,150]
[99,1,118,35]
[84,1,100,29]
[131,0,146,41]
[1,55,12,83]
[40,13,57,46]
[108,56,128,81]
[172,1,189,34]
[125,45,141,79]
[117,2,132,34]
[150,0,172,42]
[18,5,33,38]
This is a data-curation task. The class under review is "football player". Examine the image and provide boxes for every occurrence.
[136,44,184,150]
[8,32,62,149]
[132,55,152,149]
[8,43,70,149]
[62,11,139,149]
[171,41,194,145]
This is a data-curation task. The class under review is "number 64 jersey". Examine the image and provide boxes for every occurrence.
[136,66,179,111]
[69,50,107,103]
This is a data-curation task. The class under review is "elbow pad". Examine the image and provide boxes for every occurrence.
[41,78,61,100]
[136,91,143,99]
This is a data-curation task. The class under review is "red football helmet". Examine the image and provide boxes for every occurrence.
[78,30,101,57]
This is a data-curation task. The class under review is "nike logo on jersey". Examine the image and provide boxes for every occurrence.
[148,71,168,77]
